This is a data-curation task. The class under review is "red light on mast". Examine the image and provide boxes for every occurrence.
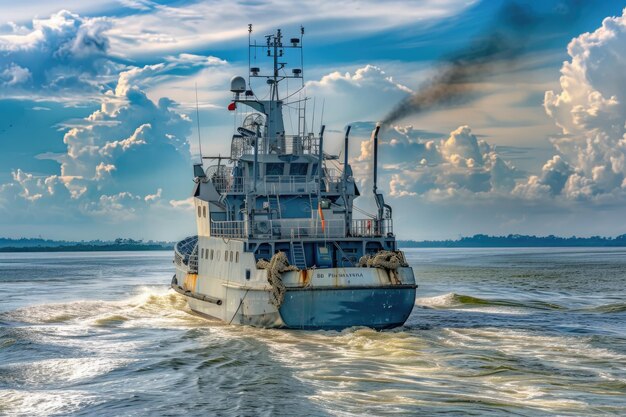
[228,102,237,111]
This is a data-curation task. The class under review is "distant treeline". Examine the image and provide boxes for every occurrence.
[0,238,174,252]
[398,234,626,248]
[3,234,626,252]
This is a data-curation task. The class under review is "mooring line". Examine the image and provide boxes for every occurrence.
[228,288,250,325]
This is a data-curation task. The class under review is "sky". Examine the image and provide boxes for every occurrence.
[1,0,626,241]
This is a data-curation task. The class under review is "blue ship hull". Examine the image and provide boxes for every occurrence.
[279,285,416,330]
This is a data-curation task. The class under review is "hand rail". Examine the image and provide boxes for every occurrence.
[210,220,247,238]
[210,174,345,195]
[207,218,393,239]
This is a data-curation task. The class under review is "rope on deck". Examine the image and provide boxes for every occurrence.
[358,250,408,270]
[256,251,298,307]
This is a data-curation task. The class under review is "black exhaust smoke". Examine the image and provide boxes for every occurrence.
[381,1,588,127]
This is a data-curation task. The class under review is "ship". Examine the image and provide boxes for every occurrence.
[172,26,416,330]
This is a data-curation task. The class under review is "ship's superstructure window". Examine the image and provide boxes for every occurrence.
[311,163,318,176]
[289,163,308,176]
[197,206,201,217]
[266,163,284,176]
[201,248,205,258]
[236,252,239,263]
[224,250,228,261]
[202,206,207,218]
[210,249,214,260]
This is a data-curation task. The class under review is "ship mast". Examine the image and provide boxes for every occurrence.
[241,26,304,154]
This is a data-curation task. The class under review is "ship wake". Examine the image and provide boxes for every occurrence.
[0,287,203,327]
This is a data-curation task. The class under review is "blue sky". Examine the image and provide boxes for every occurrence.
[1,0,626,241]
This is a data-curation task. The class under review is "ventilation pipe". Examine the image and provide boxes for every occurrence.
[372,124,380,195]
[343,125,351,192]
[317,125,326,204]
[343,125,351,235]
[372,124,391,226]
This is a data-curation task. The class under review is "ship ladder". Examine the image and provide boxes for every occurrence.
[290,241,307,269]
[267,194,281,218]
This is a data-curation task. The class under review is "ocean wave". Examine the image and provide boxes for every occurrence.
[0,287,200,326]
[415,292,564,312]
[578,303,626,314]
[0,389,101,417]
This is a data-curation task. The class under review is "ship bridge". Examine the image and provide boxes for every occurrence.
[190,26,396,267]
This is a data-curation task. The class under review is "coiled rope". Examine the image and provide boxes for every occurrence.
[357,250,408,270]
[256,251,298,307]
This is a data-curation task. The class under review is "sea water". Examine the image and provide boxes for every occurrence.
[0,248,625,416]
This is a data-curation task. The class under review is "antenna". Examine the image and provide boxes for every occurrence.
[319,98,325,133]
[248,24,252,86]
[300,25,305,87]
[311,97,316,138]
[195,83,203,161]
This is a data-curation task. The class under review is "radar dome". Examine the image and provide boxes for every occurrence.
[230,76,246,93]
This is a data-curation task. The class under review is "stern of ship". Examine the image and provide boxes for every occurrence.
[277,266,416,330]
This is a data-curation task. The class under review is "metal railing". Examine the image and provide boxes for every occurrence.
[207,163,345,195]
[350,218,393,237]
[277,218,345,239]
[188,248,198,273]
[209,218,345,239]
[210,220,248,238]
[174,235,198,273]
[208,217,394,239]
[211,175,320,194]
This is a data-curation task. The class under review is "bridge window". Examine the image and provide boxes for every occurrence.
[289,163,308,176]
[266,163,284,176]
[310,163,318,176]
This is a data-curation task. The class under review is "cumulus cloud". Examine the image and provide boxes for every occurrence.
[1,63,31,86]
[94,162,116,180]
[0,10,227,101]
[0,59,194,224]
[306,65,412,124]
[352,124,519,199]
[0,10,117,98]
[515,8,626,200]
